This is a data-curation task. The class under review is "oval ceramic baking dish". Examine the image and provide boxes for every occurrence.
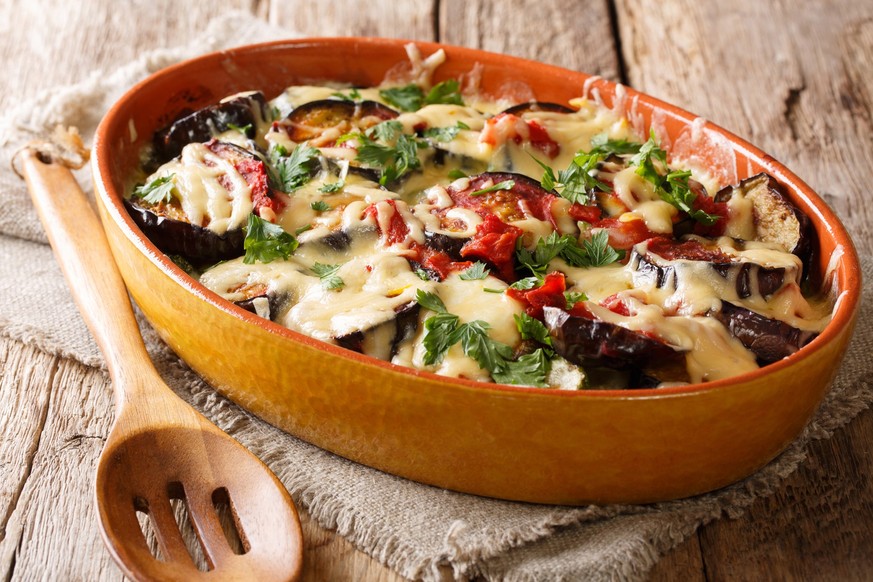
[92,38,861,505]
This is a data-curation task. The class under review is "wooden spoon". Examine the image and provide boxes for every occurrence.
[19,148,303,581]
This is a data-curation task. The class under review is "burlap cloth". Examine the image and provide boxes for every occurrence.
[2,12,870,581]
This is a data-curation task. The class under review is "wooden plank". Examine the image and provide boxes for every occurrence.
[698,408,873,581]
[0,340,56,579]
[0,0,253,114]
[269,0,436,40]
[614,0,873,253]
[439,0,620,79]
[615,1,873,579]
[0,340,118,580]
[648,532,706,582]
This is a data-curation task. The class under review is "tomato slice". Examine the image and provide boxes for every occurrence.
[445,172,558,226]
[459,214,522,282]
[363,200,410,245]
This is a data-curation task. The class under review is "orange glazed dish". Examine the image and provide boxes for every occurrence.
[93,39,860,504]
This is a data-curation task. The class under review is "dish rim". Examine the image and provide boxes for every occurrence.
[92,36,863,401]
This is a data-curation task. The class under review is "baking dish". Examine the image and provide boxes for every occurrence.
[92,38,861,504]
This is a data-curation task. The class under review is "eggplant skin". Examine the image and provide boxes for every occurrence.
[153,91,268,164]
[716,173,815,271]
[335,302,421,360]
[124,198,244,263]
[630,246,790,299]
[713,302,818,364]
[543,306,680,369]
[284,99,399,142]
[501,101,575,115]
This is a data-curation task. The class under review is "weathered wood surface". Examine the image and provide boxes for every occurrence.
[0,0,871,580]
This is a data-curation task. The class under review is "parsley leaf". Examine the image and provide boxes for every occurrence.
[355,132,421,185]
[311,262,344,290]
[448,169,468,180]
[243,214,298,264]
[416,289,448,313]
[578,230,624,267]
[226,122,253,136]
[628,131,718,225]
[310,200,331,212]
[470,179,515,197]
[414,268,431,281]
[331,88,362,101]
[368,120,404,142]
[133,174,176,205]
[379,85,424,111]
[422,312,461,365]
[491,349,550,387]
[418,298,552,386]
[518,231,623,274]
[275,145,319,193]
[425,80,464,106]
[589,133,643,156]
[423,125,461,142]
[531,149,610,205]
[379,80,464,112]
[564,290,587,309]
[459,262,490,280]
[514,313,553,347]
[509,276,540,290]
[457,320,513,373]
[318,181,344,194]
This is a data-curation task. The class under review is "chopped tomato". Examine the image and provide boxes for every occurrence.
[595,217,657,251]
[234,158,282,215]
[459,214,522,281]
[364,200,410,245]
[480,113,560,159]
[645,237,731,262]
[507,271,568,319]
[409,242,472,280]
[568,203,602,224]
[690,193,729,237]
[600,293,632,316]
[446,172,557,227]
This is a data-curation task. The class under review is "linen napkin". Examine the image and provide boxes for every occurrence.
[1,11,870,581]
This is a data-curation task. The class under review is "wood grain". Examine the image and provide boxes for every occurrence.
[268,0,436,40]
[1,0,872,580]
[439,0,620,80]
[614,0,873,254]
[618,1,873,579]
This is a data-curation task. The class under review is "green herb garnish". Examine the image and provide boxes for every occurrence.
[243,214,298,264]
[379,80,464,112]
[459,262,490,280]
[470,179,515,197]
[133,174,176,205]
[274,144,319,193]
[312,262,344,290]
[310,200,331,212]
[514,313,553,347]
[318,180,344,194]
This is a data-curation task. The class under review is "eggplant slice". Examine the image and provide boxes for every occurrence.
[713,301,818,364]
[153,91,268,164]
[501,101,575,116]
[127,140,273,263]
[543,306,681,369]
[629,238,796,300]
[282,99,399,142]
[335,302,421,361]
[715,173,815,272]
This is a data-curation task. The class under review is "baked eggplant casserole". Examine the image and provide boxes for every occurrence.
[126,50,833,390]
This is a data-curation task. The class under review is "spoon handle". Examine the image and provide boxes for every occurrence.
[20,150,157,404]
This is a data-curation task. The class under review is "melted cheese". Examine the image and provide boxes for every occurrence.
[153,143,253,234]
[143,71,835,389]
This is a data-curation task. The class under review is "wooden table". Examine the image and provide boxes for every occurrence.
[2,1,871,579]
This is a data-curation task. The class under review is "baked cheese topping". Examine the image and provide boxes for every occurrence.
[129,51,834,390]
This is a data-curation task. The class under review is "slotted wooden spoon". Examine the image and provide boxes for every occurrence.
[19,148,303,581]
